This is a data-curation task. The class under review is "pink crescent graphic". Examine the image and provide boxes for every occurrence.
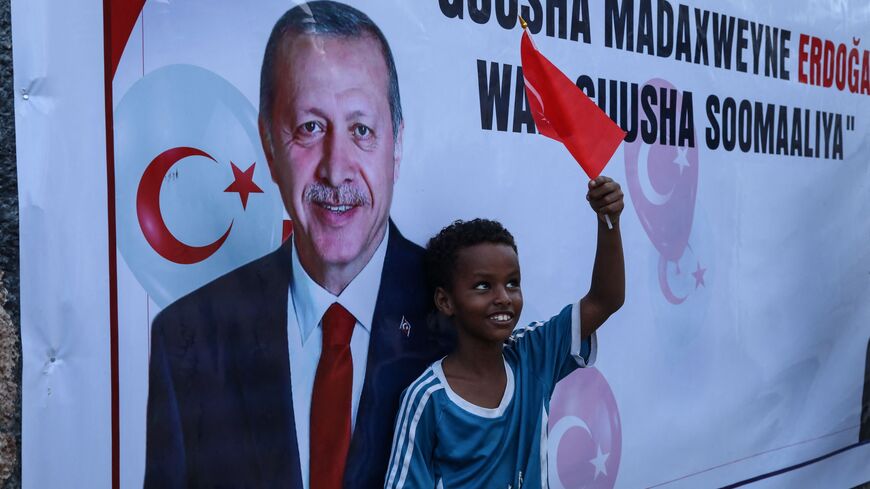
[136,146,233,264]
[658,255,687,305]
[549,367,621,488]
[549,415,594,489]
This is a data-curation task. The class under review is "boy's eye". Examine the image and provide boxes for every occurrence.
[507,279,520,289]
[473,282,490,290]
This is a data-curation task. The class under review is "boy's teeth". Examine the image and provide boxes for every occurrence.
[491,314,511,321]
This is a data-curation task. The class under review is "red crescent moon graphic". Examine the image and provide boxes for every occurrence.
[136,146,233,265]
[658,254,687,305]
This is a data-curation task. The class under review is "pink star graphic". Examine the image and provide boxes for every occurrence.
[692,262,706,289]
[224,161,264,210]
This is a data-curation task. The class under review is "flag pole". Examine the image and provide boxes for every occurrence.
[520,15,614,230]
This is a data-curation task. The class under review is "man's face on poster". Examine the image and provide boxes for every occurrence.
[262,34,402,280]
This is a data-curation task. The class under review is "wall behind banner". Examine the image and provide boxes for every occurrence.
[12,0,870,488]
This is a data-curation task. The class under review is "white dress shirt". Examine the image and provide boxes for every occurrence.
[286,227,389,489]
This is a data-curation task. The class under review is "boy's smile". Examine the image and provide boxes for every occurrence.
[439,243,524,343]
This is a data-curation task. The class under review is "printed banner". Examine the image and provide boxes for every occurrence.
[14,0,870,488]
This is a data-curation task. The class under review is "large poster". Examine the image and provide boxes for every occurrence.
[14,0,870,488]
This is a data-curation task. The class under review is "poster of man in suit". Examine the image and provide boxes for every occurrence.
[143,2,452,488]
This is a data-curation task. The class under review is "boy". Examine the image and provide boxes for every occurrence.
[384,176,625,489]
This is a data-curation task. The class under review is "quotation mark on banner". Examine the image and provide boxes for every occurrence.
[845,115,856,131]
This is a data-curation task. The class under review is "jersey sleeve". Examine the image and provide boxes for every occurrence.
[384,378,441,489]
[508,303,597,392]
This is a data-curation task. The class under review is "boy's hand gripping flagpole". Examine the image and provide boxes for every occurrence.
[518,16,626,229]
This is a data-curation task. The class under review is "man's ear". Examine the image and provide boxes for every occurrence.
[258,116,278,183]
[433,286,453,316]
[392,121,404,182]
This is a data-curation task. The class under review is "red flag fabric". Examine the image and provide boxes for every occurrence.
[520,29,626,179]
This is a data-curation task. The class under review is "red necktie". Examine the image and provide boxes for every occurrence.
[310,303,355,489]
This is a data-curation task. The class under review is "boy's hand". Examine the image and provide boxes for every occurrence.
[586,176,624,225]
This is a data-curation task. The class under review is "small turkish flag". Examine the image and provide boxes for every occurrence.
[520,27,626,179]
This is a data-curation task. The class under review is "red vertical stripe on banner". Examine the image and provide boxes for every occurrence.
[105,1,147,486]
[102,0,120,486]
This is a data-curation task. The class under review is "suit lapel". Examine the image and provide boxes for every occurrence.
[235,241,303,489]
[343,222,438,488]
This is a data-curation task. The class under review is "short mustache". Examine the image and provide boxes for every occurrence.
[303,182,371,207]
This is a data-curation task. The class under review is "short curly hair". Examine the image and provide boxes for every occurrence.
[425,218,517,292]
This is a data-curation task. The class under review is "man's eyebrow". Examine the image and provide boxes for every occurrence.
[345,109,371,121]
[296,107,329,119]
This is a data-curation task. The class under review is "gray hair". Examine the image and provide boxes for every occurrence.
[259,1,403,138]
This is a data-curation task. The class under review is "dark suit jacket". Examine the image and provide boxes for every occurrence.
[144,222,452,488]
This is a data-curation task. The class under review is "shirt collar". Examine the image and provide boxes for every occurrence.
[290,226,390,343]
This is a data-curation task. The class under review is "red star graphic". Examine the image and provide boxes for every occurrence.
[692,262,707,289]
[224,161,264,210]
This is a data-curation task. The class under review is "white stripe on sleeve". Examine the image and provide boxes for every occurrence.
[570,302,597,367]
[387,370,434,476]
[394,382,443,488]
[386,372,439,488]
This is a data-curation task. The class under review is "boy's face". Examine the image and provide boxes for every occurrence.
[436,243,523,344]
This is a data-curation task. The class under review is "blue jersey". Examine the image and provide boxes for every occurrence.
[384,304,596,489]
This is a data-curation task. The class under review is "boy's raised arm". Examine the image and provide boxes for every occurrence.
[579,176,626,339]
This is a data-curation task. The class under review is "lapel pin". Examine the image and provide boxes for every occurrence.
[399,316,411,337]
